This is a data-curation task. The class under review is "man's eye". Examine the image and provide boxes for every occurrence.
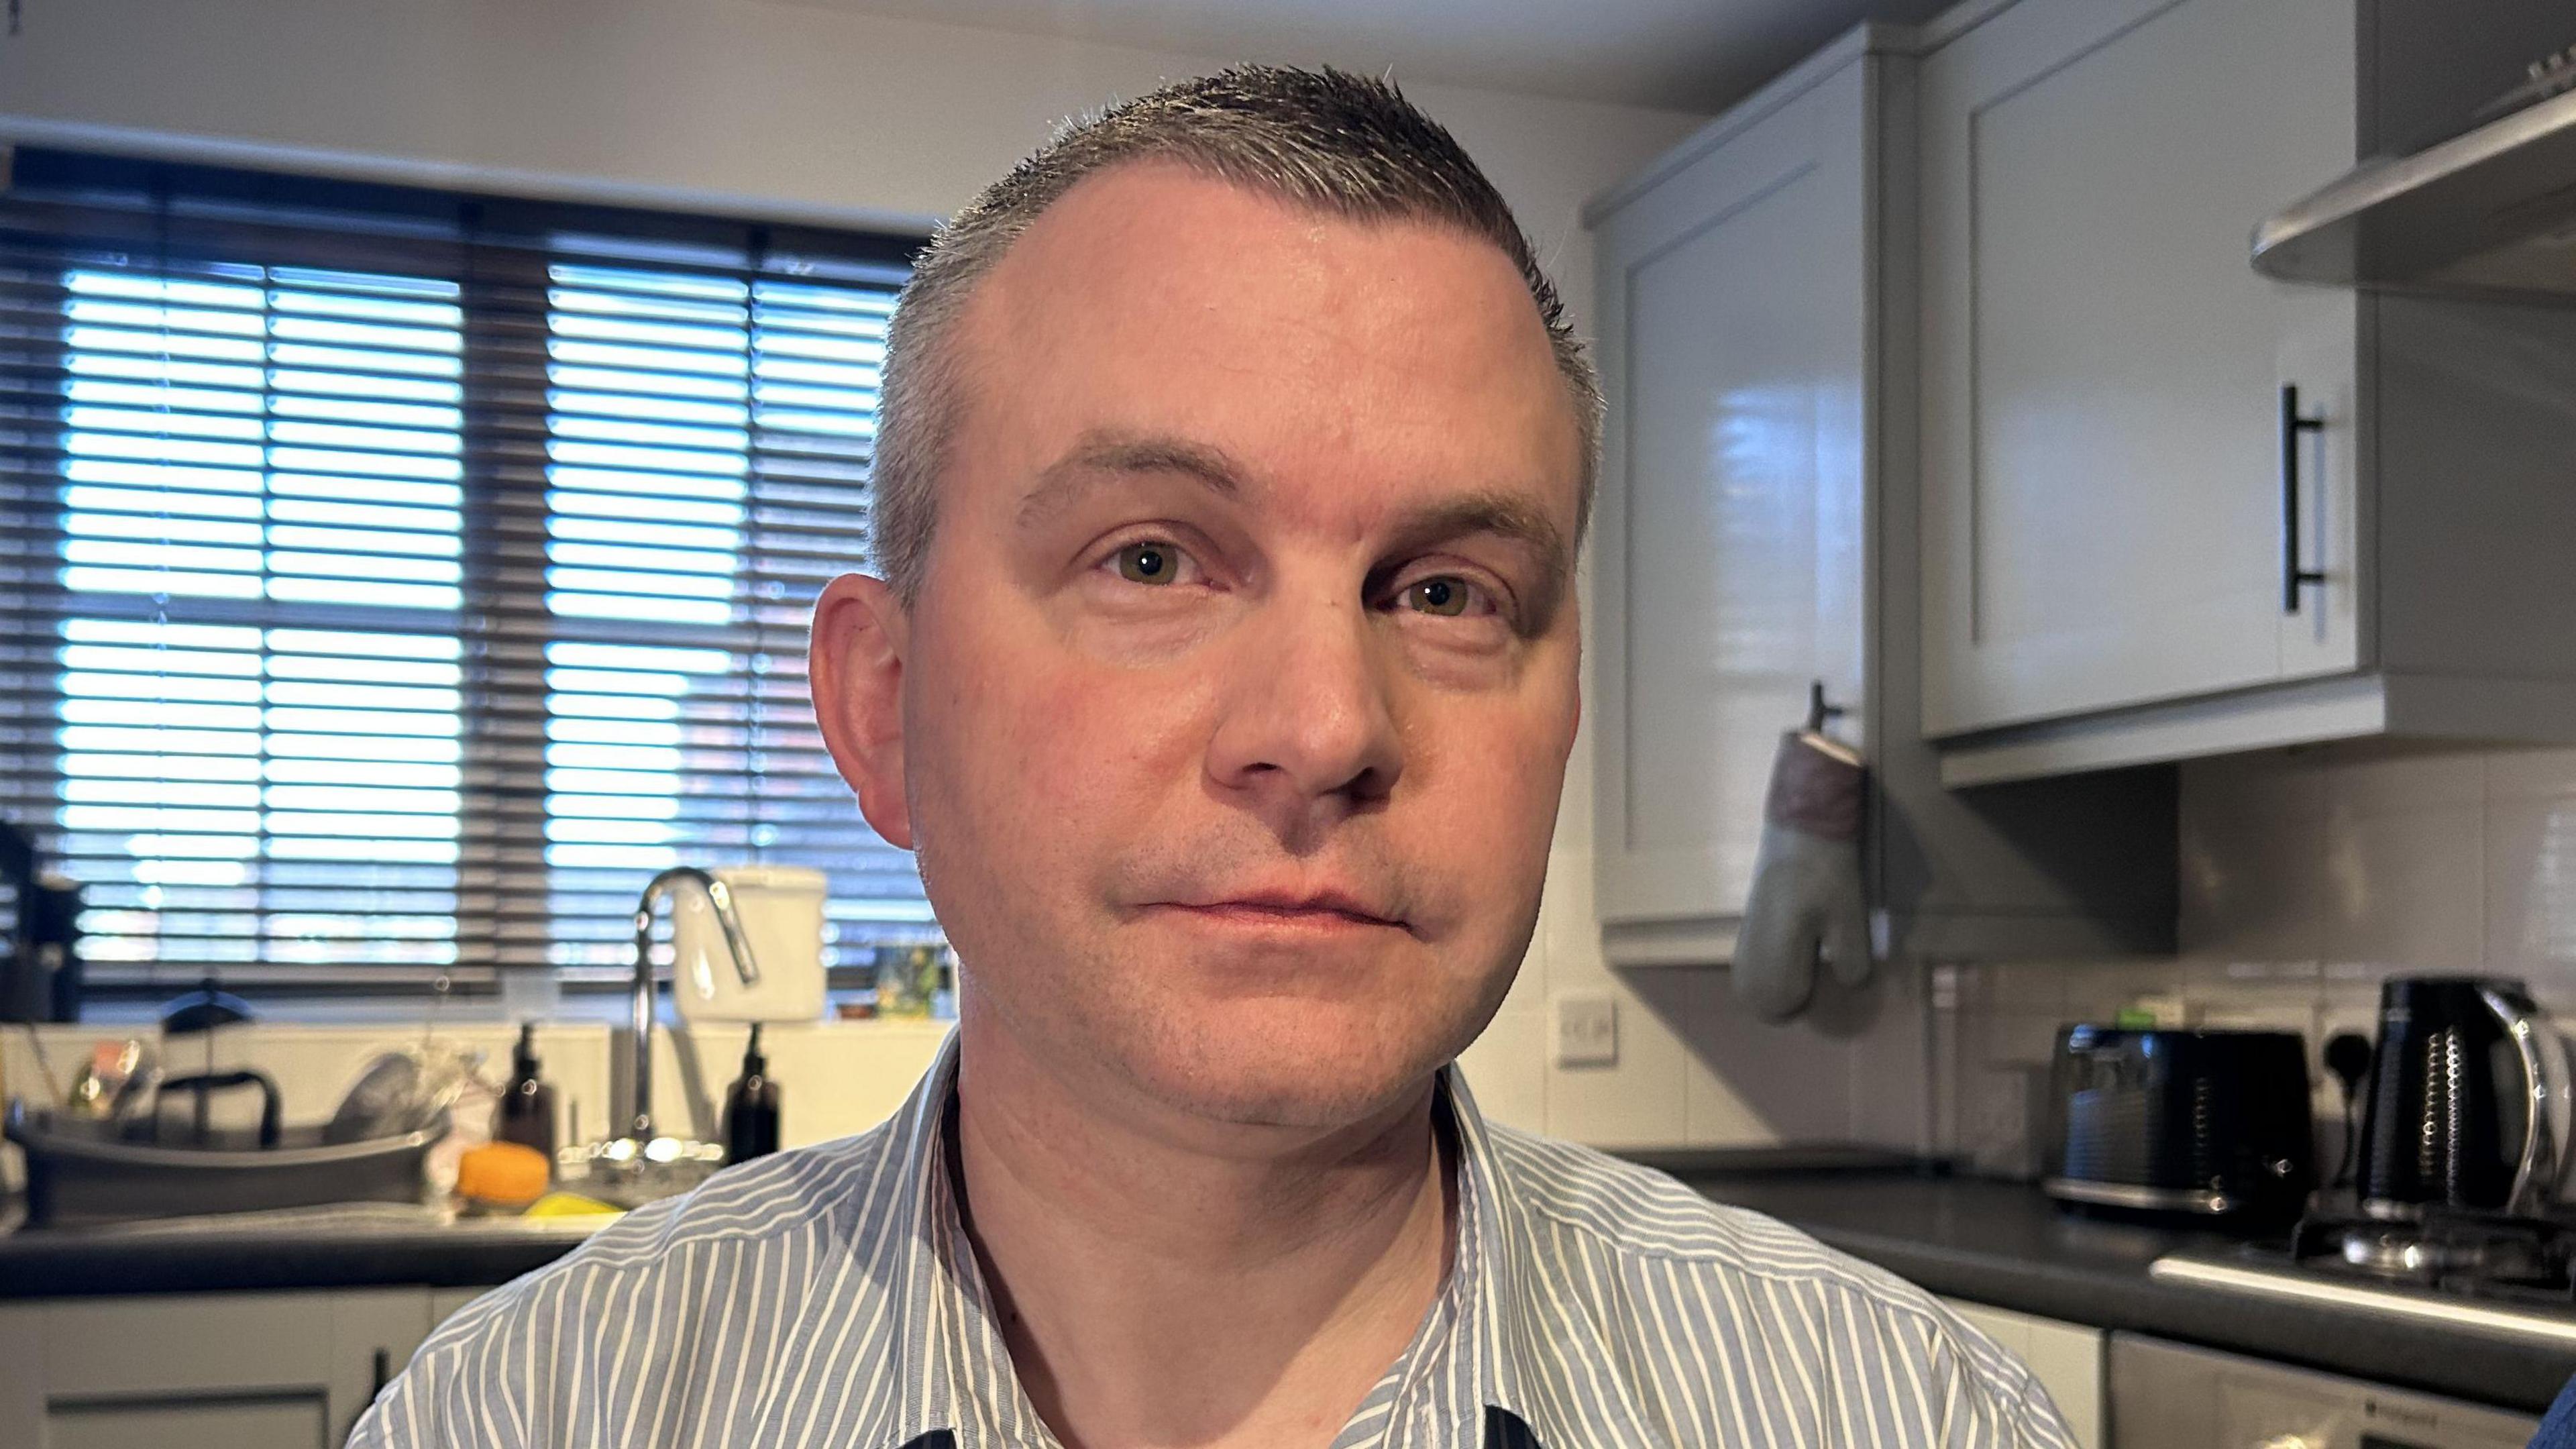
[1402,576,1485,617]
[1114,541,1183,585]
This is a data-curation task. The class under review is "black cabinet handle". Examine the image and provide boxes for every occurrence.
[2281,383,2328,613]
[372,1346,392,1397]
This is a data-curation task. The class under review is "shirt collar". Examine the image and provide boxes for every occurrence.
[873,1029,1550,1449]
[874,1030,1048,1449]
[1439,1065,1549,1446]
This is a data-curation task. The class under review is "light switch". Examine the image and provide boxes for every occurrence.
[1552,992,1617,1068]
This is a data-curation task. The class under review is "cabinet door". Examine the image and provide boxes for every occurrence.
[1919,0,2361,736]
[1593,59,1868,927]
[0,1290,431,1448]
[429,1285,492,1326]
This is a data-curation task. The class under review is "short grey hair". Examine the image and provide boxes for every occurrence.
[868,64,1600,604]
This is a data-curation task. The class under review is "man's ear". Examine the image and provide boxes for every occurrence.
[810,572,914,850]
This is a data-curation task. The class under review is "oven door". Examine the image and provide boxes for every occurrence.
[2108,1334,2539,1448]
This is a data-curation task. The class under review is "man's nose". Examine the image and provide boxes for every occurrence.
[1203,590,1405,821]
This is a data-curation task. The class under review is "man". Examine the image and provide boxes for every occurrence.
[355,67,2072,1449]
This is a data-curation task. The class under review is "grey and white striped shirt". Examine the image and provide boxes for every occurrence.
[352,1034,2074,1448]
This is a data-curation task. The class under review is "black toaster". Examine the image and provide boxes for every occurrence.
[2042,1025,2315,1223]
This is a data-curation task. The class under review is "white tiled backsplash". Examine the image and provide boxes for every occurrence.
[1458,843,1933,1155]
[1941,739,2576,1177]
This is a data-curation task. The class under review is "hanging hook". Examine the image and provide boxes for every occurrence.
[1805,680,1846,734]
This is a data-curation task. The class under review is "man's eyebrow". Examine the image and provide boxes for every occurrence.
[1017,431,1251,529]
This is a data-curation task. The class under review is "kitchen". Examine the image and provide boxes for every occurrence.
[3,0,2576,1444]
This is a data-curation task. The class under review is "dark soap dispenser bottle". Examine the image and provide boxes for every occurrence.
[494,1022,557,1165]
[724,1024,781,1165]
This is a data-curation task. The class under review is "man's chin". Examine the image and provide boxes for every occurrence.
[1107,1012,1462,1134]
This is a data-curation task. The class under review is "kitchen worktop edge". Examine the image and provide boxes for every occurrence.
[1674,1169,2576,1415]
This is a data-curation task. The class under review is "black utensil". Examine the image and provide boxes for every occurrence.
[2324,1031,2374,1188]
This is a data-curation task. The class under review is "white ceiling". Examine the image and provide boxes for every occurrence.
[773,0,1956,114]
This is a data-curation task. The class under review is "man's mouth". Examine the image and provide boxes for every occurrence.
[1150,886,1413,936]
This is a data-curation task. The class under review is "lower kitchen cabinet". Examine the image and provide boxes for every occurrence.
[0,1289,435,1448]
[429,1285,492,1326]
[1942,1298,2104,1449]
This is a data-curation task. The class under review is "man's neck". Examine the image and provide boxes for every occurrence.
[950,1014,1456,1449]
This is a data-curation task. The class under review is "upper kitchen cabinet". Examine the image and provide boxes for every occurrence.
[1918,0,2576,784]
[1587,32,1872,959]
[1589,26,2174,965]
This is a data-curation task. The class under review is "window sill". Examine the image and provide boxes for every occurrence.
[47,995,954,1034]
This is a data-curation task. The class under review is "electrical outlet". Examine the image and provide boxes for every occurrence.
[1552,992,1617,1068]
[1961,1063,2047,1178]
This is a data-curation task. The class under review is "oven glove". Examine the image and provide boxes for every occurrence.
[1732,729,1871,1022]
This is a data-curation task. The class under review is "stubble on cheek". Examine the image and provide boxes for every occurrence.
[902,639,1157,1037]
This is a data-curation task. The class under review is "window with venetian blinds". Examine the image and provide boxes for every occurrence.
[0,148,935,991]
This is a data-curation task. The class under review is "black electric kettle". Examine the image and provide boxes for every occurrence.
[2357,975,2570,1219]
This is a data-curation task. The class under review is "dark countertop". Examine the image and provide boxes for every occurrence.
[1648,1159,2576,1416]
[0,1201,602,1299]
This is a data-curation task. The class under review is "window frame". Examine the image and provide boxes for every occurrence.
[2,147,928,1005]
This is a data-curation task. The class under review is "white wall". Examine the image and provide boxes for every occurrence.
[1,0,1790,1148]
[0,0,1701,299]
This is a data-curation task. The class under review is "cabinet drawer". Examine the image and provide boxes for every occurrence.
[48,1395,331,1449]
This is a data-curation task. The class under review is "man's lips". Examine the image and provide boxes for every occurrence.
[1146,890,1414,935]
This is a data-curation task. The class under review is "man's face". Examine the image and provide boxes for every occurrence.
[831,163,1582,1132]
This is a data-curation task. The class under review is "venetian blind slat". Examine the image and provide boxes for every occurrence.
[0,146,930,989]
